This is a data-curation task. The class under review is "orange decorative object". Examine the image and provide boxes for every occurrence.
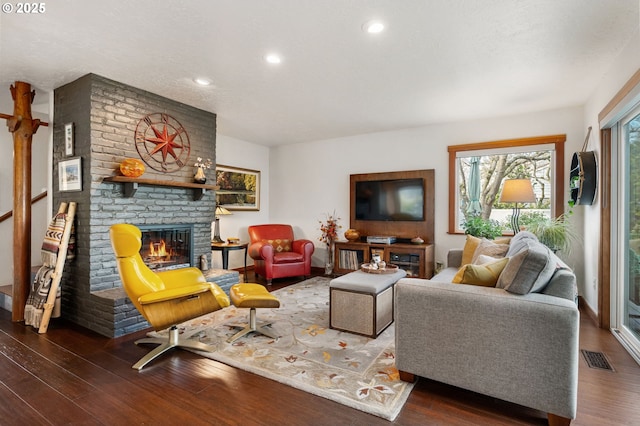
[344,229,360,241]
[120,158,145,178]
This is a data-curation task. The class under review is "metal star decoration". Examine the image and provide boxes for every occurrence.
[145,123,182,163]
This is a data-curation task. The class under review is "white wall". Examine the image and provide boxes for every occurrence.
[0,87,51,286]
[582,29,640,314]
[214,134,270,269]
[268,106,586,286]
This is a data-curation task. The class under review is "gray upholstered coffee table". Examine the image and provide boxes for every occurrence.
[329,269,407,338]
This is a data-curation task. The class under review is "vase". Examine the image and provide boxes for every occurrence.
[194,167,207,183]
[119,158,145,178]
[325,242,334,275]
[344,228,360,241]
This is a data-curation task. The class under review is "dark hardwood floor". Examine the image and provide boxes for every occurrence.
[1,270,639,425]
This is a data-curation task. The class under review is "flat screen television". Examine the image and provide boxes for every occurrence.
[355,178,424,221]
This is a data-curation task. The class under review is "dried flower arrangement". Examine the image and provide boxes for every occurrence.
[319,211,341,245]
[194,157,213,169]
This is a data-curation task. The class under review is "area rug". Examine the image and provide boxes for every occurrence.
[151,276,415,421]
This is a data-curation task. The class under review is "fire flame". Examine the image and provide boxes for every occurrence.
[149,240,170,258]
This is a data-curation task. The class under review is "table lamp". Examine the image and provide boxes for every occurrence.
[499,179,536,235]
[212,206,232,243]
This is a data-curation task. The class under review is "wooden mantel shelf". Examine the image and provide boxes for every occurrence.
[103,176,219,200]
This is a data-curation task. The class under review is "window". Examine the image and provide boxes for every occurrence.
[448,135,566,234]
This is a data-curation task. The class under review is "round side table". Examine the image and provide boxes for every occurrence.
[211,242,248,280]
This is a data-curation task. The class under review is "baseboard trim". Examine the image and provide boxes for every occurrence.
[578,295,599,326]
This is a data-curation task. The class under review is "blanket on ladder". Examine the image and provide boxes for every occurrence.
[24,211,75,328]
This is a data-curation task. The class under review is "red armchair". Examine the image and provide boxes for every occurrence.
[248,224,315,285]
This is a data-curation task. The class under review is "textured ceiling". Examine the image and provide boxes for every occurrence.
[1,0,638,146]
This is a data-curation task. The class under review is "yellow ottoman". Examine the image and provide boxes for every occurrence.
[227,283,280,343]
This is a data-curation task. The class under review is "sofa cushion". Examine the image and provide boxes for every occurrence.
[497,239,556,294]
[506,231,539,257]
[452,257,509,287]
[273,251,303,263]
[262,238,291,252]
[471,239,509,264]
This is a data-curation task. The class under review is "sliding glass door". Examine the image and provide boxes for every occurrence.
[614,107,640,360]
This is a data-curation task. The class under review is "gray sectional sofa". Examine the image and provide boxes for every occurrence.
[394,231,579,425]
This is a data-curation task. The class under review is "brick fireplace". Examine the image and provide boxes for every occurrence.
[53,74,219,337]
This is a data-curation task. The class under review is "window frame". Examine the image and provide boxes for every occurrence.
[448,134,566,234]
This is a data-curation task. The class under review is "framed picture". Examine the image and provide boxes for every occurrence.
[64,123,74,156]
[215,165,260,211]
[58,157,82,192]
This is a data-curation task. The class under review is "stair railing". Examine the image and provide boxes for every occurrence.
[0,191,48,224]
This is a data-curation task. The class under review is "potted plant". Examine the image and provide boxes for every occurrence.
[461,215,503,239]
[524,213,579,255]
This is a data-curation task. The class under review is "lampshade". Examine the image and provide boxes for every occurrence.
[499,179,536,204]
[215,206,232,216]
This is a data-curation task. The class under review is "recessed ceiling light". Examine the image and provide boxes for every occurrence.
[193,77,212,86]
[265,53,282,64]
[363,20,385,34]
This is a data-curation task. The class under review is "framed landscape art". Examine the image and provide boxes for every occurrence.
[59,157,82,192]
[215,165,260,211]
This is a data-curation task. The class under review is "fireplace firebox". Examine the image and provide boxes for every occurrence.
[138,224,194,270]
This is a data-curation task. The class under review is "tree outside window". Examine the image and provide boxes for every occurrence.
[448,135,566,235]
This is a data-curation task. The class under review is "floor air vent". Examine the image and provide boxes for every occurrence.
[581,350,614,371]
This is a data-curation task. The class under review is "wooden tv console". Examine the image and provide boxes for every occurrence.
[334,240,434,278]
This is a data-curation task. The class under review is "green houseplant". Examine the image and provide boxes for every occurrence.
[462,215,503,239]
[524,213,579,255]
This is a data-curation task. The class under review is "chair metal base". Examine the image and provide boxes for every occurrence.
[227,307,279,343]
[132,325,214,370]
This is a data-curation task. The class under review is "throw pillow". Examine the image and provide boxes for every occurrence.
[506,231,539,257]
[461,235,482,266]
[452,257,509,287]
[262,238,292,252]
[494,237,512,245]
[497,240,556,294]
[474,254,499,265]
[462,236,511,266]
[470,239,509,264]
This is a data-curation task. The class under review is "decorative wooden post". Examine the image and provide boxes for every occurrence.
[1,81,48,321]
